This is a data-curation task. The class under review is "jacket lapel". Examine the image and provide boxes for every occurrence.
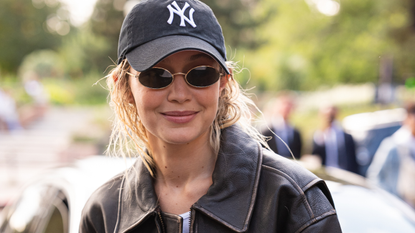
[194,125,262,232]
[117,160,159,232]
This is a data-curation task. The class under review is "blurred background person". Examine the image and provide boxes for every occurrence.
[15,74,50,127]
[23,74,49,111]
[262,91,302,159]
[0,88,22,132]
[312,104,359,173]
[367,102,415,207]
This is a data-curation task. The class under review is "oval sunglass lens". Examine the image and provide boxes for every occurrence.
[187,66,219,87]
[139,68,172,89]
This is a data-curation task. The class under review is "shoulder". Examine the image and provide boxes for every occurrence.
[343,132,355,142]
[79,173,124,233]
[367,136,401,179]
[343,131,352,138]
[377,136,399,156]
[85,173,124,205]
[258,149,339,232]
[260,149,326,195]
[293,127,302,135]
[378,137,402,165]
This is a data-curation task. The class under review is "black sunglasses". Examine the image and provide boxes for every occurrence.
[129,66,223,89]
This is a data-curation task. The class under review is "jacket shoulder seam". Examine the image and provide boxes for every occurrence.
[261,164,304,195]
[261,164,314,218]
[302,178,323,192]
[294,209,337,233]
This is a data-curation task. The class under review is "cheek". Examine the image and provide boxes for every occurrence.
[133,89,162,114]
[129,82,159,118]
[197,86,221,111]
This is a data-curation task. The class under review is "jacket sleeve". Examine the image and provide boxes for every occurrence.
[79,201,105,233]
[79,176,123,233]
[293,129,302,159]
[296,181,343,233]
[344,133,359,174]
[300,215,342,233]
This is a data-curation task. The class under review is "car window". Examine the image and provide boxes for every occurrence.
[43,206,65,233]
[0,185,69,233]
[42,192,69,233]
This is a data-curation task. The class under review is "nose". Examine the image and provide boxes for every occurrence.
[167,74,192,103]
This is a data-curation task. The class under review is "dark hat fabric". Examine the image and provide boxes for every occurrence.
[117,0,229,74]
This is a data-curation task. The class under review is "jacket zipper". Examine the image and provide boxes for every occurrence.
[157,209,166,233]
[189,207,194,233]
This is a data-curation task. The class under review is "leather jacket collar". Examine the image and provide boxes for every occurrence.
[117,125,263,232]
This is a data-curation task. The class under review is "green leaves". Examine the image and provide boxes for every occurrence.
[237,0,415,91]
[3,0,415,94]
[0,0,68,74]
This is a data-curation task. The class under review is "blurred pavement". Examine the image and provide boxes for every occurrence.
[0,107,100,207]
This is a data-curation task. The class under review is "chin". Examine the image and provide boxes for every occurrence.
[164,134,200,145]
[162,128,210,145]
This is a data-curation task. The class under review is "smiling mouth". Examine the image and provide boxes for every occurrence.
[161,111,198,124]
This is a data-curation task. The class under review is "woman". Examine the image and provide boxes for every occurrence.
[80,0,342,232]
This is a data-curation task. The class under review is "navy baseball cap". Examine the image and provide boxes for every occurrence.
[117,0,230,74]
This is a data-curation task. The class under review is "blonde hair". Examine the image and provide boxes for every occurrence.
[105,59,267,176]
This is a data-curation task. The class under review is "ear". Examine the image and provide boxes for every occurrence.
[111,72,118,82]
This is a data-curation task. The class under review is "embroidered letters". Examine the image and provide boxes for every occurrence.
[167,1,196,28]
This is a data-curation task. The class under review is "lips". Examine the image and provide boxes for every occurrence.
[161,111,198,124]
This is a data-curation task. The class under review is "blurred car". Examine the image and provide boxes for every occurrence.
[1,156,415,233]
[0,156,135,233]
[342,108,405,176]
[313,167,415,232]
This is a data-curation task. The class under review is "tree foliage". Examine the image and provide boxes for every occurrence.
[4,0,415,93]
[239,0,415,91]
[82,0,415,91]
[87,0,126,72]
[0,0,68,74]
[56,27,111,78]
[201,0,273,50]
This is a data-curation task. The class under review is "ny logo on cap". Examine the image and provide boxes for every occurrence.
[167,1,197,28]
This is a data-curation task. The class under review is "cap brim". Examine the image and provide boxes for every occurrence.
[126,35,230,74]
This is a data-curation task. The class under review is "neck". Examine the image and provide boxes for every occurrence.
[150,132,217,186]
[149,132,217,214]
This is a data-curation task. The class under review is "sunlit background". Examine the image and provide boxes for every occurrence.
[1,0,415,211]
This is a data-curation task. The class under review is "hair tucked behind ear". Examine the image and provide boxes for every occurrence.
[105,59,267,177]
[105,59,155,176]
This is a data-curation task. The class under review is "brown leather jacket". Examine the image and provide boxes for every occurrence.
[80,125,342,232]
